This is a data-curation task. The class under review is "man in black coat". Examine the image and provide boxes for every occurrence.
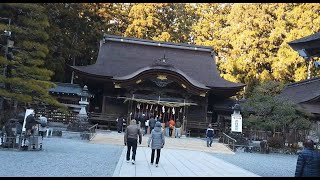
[295,139,320,177]
[148,116,157,133]
[116,115,125,133]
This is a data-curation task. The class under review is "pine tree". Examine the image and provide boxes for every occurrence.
[0,3,61,113]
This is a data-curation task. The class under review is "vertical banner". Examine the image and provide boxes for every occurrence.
[231,114,242,133]
[22,109,34,134]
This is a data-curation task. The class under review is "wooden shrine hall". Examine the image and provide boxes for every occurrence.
[71,34,245,136]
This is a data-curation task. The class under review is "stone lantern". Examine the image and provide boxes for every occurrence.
[78,85,90,120]
[67,85,92,132]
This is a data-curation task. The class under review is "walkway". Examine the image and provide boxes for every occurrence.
[112,147,260,177]
[92,131,259,177]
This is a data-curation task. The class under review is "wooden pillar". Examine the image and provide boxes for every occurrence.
[205,95,208,123]
[101,96,106,114]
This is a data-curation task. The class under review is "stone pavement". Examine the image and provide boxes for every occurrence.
[112,147,260,177]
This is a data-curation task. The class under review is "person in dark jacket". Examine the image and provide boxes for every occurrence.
[148,116,156,133]
[206,124,214,147]
[116,115,125,133]
[139,114,146,136]
[175,119,181,138]
[25,112,39,136]
[295,139,320,177]
[124,119,142,165]
[148,121,165,167]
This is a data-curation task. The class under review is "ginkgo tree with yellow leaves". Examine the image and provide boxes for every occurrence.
[191,3,320,96]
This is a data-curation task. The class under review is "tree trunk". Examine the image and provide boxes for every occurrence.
[307,58,314,79]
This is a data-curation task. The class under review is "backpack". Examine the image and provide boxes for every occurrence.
[40,121,47,127]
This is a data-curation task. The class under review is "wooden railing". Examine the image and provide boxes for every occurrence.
[222,132,237,151]
[88,113,124,130]
[185,121,207,137]
[89,113,118,122]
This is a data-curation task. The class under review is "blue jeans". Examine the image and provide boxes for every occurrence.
[165,127,169,136]
[207,137,213,147]
[175,128,181,138]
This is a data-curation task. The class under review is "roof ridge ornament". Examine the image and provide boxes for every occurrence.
[151,52,174,67]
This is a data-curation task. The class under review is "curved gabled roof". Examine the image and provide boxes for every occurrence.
[112,65,210,90]
[71,34,245,90]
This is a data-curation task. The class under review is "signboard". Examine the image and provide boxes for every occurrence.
[22,109,34,134]
[231,114,242,133]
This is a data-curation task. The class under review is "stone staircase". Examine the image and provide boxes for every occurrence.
[90,130,234,154]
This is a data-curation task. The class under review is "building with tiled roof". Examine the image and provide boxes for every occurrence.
[70,34,245,134]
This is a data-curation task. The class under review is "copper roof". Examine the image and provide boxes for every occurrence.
[279,76,320,114]
[71,34,244,90]
[288,32,320,51]
[279,76,320,104]
[49,82,82,95]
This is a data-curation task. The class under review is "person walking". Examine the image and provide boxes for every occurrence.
[139,114,146,136]
[116,115,125,133]
[168,119,175,137]
[295,139,320,177]
[174,119,181,138]
[149,116,156,133]
[206,124,214,147]
[148,121,165,167]
[165,121,170,137]
[124,119,142,165]
[38,114,48,140]
[144,118,149,135]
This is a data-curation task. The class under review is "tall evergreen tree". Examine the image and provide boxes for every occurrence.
[44,3,131,82]
[0,3,61,112]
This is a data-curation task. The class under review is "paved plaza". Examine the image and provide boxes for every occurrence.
[0,130,298,177]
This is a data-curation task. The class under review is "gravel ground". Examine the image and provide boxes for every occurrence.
[211,151,298,177]
[0,137,123,177]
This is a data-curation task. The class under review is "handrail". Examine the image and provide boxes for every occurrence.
[88,124,98,141]
[222,132,237,152]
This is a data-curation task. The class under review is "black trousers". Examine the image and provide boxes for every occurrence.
[126,138,138,161]
[117,125,122,133]
[151,149,161,164]
[169,128,173,136]
[39,131,45,139]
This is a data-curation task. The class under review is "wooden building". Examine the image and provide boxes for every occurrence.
[71,34,245,135]
[49,82,83,113]
[285,32,320,142]
[36,82,84,124]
